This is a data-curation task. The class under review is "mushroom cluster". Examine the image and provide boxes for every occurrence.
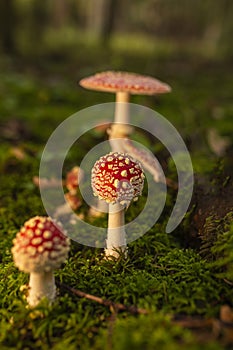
[92,152,144,258]
[12,216,70,307]
[11,70,171,307]
[80,70,171,218]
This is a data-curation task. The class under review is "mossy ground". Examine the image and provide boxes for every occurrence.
[0,36,233,349]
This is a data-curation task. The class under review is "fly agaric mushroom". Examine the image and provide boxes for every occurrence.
[12,216,70,307]
[79,71,171,151]
[91,152,144,258]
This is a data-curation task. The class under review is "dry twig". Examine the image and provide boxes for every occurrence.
[57,282,148,315]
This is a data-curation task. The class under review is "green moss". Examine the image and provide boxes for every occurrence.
[95,313,223,350]
[209,215,233,282]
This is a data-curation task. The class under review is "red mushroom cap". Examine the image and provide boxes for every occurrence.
[91,152,144,205]
[79,71,171,95]
[12,216,70,273]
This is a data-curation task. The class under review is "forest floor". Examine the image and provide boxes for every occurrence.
[0,36,232,349]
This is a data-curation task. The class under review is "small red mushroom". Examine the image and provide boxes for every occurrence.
[92,152,144,258]
[12,216,70,307]
[92,152,144,206]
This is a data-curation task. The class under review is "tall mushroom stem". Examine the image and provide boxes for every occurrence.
[105,203,127,258]
[115,91,130,123]
[109,91,133,153]
[27,271,56,307]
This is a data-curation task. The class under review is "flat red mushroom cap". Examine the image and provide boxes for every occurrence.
[12,216,70,273]
[91,152,144,205]
[79,71,171,95]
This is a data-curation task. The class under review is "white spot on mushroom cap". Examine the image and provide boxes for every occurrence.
[43,230,52,239]
[31,237,43,245]
[122,181,130,189]
[121,170,128,177]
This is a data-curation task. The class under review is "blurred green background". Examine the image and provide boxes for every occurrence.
[0,0,232,163]
[1,0,233,59]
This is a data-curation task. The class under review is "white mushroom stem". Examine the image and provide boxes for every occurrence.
[109,91,133,152]
[27,271,56,307]
[105,203,127,258]
[115,91,130,124]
